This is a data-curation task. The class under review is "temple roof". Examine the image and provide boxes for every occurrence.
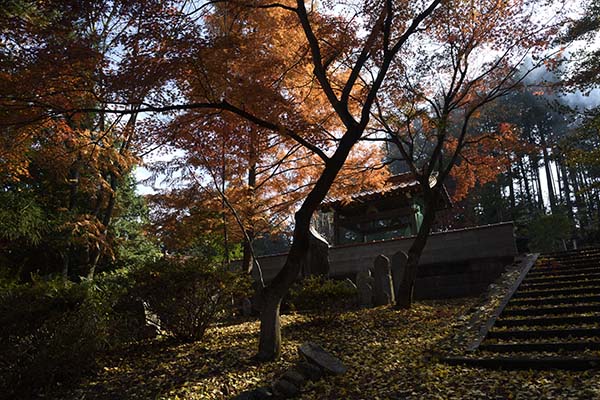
[320,172,452,210]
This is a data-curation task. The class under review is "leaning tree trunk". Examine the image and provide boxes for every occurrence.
[255,129,359,361]
[395,189,439,309]
[257,288,284,359]
[255,209,313,361]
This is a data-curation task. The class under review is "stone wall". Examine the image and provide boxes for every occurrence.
[244,222,517,299]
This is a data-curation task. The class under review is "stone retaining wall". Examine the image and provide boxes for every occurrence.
[243,222,517,299]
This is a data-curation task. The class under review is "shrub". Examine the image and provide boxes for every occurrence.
[528,213,572,253]
[132,258,249,342]
[94,268,149,345]
[288,275,358,323]
[0,278,110,398]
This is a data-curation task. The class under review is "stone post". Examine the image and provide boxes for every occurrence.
[372,254,394,306]
[356,268,374,307]
[391,250,408,304]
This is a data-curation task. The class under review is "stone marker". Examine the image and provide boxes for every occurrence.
[298,341,347,375]
[302,227,330,277]
[356,268,374,307]
[391,250,409,302]
[372,254,394,306]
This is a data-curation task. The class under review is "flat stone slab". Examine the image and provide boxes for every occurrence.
[272,379,299,397]
[298,342,347,375]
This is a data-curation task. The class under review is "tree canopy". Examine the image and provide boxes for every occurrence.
[0,0,577,360]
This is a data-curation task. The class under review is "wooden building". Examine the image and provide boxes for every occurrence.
[235,173,518,299]
[317,173,451,245]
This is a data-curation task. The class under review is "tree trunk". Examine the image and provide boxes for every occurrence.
[256,128,361,360]
[256,220,309,361]
[559,157,574,222]
[61,248,71,280]
[222,142,230,266]
[242,141,257,274]
[518,158,533,210]
[395,188,438,308]
[571,166,589,230]
[87,173,118,280]
[508,164,516,210]
[256,284,284,360]
[242,232,255,274]
[555,158,563,203]
[540,131,556,211]
[532,156,545,210]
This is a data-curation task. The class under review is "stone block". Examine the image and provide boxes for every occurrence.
[298,341,347,375]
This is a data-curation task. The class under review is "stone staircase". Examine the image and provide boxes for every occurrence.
[445,247,600,370]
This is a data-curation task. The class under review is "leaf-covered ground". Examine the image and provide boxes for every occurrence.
[48,299,600,400]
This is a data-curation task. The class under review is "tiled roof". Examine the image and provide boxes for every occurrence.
[320,172,452,210]
[321,173,421,209]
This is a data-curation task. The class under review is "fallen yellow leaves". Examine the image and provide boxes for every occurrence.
[47,299,599,400]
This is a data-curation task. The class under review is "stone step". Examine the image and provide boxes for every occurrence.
[479,341,600,353]
[442,356,600,370]
[535,262,600,271]
[542,254,600,263]
[487,328,600,340]
[509,295,600,307]
[540,249,600,262]
[520,279,600,290]
[544,247,600,257]
[527,266,600,279]
[523,272,600,284]
[503,304,600,317]
[495,315,600,328]
[532,261,600,268]
[513,286,600,298]
[532,261,600,272]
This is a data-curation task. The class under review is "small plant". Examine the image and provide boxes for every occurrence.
[0,278,110,397]
[133,258,249,342]
[528,213,572,253]
[288,275,358,324]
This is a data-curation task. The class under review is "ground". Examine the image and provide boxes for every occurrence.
[49,299,600,400]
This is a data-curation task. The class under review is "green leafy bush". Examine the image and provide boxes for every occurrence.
[132,258,250,342]
[528,213,572,253]
[94,269,149,344]
[0,279,110,397]
[288,275,358,323]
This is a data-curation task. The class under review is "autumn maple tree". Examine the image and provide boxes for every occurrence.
[2,0,569,361]
[367,0,566,307]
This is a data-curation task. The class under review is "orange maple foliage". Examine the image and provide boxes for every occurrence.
[140,2,389,252]
[449,122,525,201]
